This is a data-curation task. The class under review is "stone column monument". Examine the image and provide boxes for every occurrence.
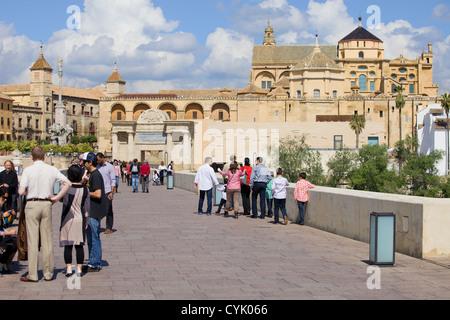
[48,59,73,146]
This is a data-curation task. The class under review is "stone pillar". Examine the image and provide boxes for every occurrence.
[128,132,134,160]
[112,132,119,160]
[183,131,191,171]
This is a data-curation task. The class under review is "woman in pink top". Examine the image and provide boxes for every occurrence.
[114,160,121,193]
[219,164,246,219]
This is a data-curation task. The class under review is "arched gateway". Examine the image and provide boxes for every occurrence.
[110,109,194,169]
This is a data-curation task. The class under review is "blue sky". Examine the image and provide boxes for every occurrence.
[0,0,449,93]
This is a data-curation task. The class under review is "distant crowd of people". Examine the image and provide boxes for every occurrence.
[194,155,315,225]
[115,159,174,193]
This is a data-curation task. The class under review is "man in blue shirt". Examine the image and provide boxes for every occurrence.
[249,157,272,219]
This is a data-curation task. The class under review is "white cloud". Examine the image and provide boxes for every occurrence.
[432,4,450,22]
[305,0,355,44]
[201,28,254,80]
[433,35,450,93]
[259,0,289,9]
[0,0,448,94]
[0,0,198,91]
[0,22,41,84]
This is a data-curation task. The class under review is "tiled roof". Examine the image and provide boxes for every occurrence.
[237,83,268,96]
[0,92,13,101]
[115,93,178,100]
[252,45,337,65]
[0,84,30,93]
[107,69,125,82]
[52,86,107,100]
[267,86,288,97]
[339,26,382,42]
[159,88,241,97]
[295,49,340,69]
[30,50,53,71]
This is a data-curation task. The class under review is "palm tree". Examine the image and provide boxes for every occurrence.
[350,114,366,149]
[440,93,450,175]
[394,85,406,141]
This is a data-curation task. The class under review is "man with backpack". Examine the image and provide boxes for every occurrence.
[130,159,140,193]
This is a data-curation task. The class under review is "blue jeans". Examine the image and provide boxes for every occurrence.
[86,217,102,269]
[274,198,287,223]
[252,182,267,218]
[132,174,139,191]
[198,188,213,214]
[297,201,306,224]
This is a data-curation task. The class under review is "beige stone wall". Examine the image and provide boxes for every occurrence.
[0,96,13,141]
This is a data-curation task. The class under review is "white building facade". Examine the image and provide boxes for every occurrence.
[417,103,449,176]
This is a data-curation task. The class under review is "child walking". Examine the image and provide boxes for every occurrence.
[294,172,315,225]
[215,178,228,216]
[271,168,290,225]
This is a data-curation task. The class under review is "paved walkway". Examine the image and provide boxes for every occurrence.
[1,184,449,300]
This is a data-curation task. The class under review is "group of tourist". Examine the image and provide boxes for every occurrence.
[0,147,120,281]
[114,159,174,193]
[194,155,315,225]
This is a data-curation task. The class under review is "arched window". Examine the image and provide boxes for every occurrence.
[359,51,364,59]
[313,89,320,98]
[359,74,367,92]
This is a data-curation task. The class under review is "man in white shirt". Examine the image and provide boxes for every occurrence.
[18,146,71,282]
[194,157,219,215]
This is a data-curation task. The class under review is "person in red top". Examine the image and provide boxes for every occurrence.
[240,157,253,215]
[294,172,315,225]
[140,160,151,193]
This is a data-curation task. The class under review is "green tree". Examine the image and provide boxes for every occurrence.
[326,148,358,187]
[394,134,418,171]
[394,85,406,141]
[278,136,325,185]
[0,140,18,152]
[70,135,81,145]
[348,144,399,193]
[396,135,443,196]
[77,143,94,153]
[440,93,450,175]
[349,114,365,149]
[18,140,38,153]
[80,135,97,144]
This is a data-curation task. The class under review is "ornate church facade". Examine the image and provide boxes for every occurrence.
[0,21,440,170]
[97,21,438,170]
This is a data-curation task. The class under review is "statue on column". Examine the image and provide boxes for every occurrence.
[48,59,73,146]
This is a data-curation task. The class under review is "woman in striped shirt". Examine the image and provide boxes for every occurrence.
[294,172,315,225]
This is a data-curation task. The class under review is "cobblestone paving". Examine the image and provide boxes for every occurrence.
[2,184,449,300]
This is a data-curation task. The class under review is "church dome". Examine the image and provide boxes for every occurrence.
[339,17,382,43]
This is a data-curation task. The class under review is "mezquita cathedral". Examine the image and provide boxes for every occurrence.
[0,19,439,170]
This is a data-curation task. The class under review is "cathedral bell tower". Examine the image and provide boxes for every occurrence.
[30,45,53,113]
[263,20,276,46]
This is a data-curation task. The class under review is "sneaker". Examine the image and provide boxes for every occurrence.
[104,229,112,234]
[215,211,220,215]
[82,265,101,273]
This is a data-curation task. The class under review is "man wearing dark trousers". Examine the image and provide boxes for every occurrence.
[249,157,272,219]
[96,153,116,234]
